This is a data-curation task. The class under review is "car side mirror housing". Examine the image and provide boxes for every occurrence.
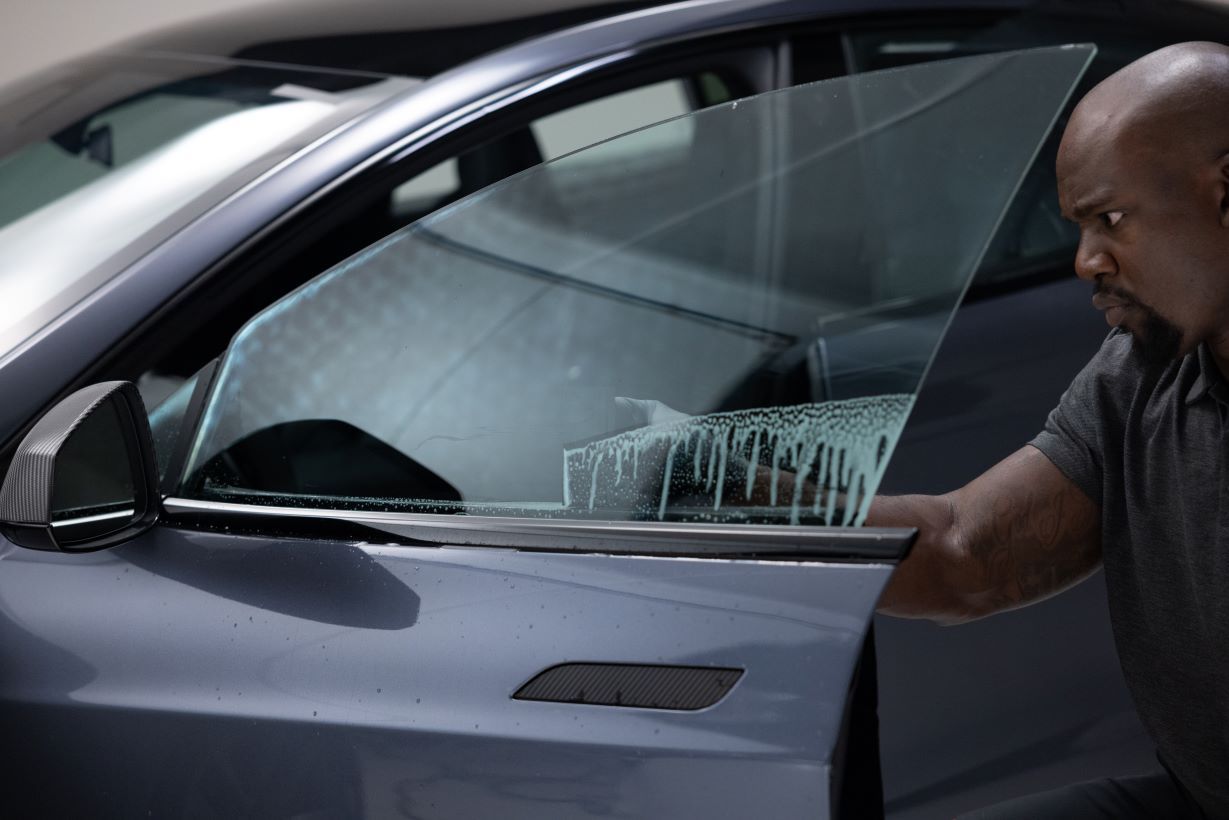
[0,381,159,552]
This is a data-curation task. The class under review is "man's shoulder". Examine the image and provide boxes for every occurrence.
[1072,328,1144,398]
[1089,328,1138,370]
[1073,328,1205,421]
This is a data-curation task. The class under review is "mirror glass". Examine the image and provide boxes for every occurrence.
[49,396,139,543]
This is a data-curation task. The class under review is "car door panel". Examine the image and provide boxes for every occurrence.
[0,525,896,818]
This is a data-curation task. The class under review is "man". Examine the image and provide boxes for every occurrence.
[873,41,1229,819]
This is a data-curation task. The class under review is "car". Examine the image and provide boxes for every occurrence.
[0,1,1222,817]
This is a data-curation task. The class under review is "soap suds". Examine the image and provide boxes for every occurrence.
[564,394,913,525]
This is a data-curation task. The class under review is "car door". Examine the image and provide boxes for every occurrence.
[0,45,1092,819]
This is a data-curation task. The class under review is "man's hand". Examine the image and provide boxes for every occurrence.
[874,446,1102,624]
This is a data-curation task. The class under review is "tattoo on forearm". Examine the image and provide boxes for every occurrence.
[968,482,1097,609]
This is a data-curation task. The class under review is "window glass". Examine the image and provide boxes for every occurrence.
[146,366,207,483]
[389,73,731,223]
[806,18,1173,289]
[391,159,461,217]
[843,27,983,73]
[180,46,1094,527]
[531,79,694,161]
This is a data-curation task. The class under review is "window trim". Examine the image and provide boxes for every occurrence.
[162,496,918,562]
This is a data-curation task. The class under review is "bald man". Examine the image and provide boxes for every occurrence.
[870,42,1229,819]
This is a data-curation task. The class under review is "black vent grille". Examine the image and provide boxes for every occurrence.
[514,663,742,710]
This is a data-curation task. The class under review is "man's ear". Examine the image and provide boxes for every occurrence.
[1218,151,1229,227]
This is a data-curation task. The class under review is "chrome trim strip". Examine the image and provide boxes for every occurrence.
[51,509,135,528]
[163,497,916,560]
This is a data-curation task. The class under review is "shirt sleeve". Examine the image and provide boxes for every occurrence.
[1028,330,1134,508]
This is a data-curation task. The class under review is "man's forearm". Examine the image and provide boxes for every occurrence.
[869,493,981,624]
[869,448,1103,625]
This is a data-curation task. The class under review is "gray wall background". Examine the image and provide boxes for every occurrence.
[0,0,622,90]
[0,0,292,86]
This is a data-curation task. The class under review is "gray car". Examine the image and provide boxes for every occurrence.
[0,1,1221,817]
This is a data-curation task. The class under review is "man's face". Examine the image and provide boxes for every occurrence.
[1056,112,1227,365]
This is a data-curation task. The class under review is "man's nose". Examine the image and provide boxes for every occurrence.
[1073,233,1117,281]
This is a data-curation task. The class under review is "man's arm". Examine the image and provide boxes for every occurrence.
[873,445,1101,625]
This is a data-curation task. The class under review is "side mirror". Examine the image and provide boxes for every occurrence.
[0,381,159,552]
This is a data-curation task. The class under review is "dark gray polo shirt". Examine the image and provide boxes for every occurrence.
[1031,328,1229,818]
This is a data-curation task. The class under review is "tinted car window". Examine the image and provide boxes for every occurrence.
[795,12,1180,290]
[133,65,745,414]
[532,78,696,160]
[177,46,1092,526]
[841,23,1083,286]
[390,72,732,223]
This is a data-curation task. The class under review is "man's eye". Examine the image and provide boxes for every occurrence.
[1101,210,1125,228]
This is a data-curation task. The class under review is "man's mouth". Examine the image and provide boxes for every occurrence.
[1103,304,1131,326]
[1091,291,1131,311]
[1091,291,1133,326]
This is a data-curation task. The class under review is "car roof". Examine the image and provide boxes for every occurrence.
[118,0,1033,76]
[121,1,660,78]
[118,0,1216,80]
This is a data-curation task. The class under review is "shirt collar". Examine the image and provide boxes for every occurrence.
[1186,343,1229,406]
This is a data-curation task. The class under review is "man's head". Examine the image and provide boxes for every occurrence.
[1057,41,1229,366]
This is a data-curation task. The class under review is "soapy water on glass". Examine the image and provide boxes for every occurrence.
[564,394,913,526]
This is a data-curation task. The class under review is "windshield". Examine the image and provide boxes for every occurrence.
[179,45,1094,527]
[0,53,417,357]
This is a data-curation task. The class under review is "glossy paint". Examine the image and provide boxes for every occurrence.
[0,525,892,817]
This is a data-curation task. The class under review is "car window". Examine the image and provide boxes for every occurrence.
[531,79,694,160]
[793,15,1174,290]
[840,25,1081,285]
[146,364,209,483]
[390,73,731,222]
[131,66,744,418]
[176,46,1093,527]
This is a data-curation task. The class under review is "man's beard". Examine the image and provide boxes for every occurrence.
[1132,305,1184,369]
[1094,282,1183,369]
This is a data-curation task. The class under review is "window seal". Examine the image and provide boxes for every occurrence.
[162,496,917,562]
